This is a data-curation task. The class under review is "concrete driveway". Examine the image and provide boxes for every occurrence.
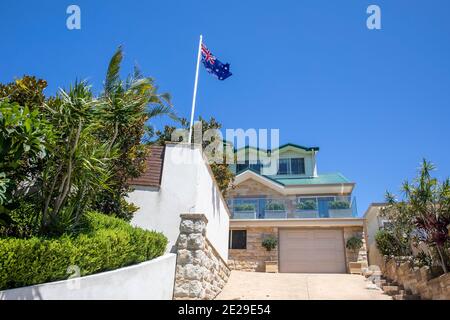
[216,271,392,300]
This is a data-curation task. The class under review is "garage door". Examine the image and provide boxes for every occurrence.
[279,229,346,273]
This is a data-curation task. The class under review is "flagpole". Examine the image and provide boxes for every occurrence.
[188,34,203,144]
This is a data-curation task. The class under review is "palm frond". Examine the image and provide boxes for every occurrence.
[105,46,123,96]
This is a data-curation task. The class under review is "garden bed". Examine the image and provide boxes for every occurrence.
[0,211,167,291]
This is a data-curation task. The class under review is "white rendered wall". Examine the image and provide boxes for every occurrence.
[0,254,176,300]
[129,144,230,261]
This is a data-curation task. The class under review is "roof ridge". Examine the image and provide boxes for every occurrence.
[233,143,319,153]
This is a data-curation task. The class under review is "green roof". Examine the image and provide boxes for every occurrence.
[233,143,319,153]
[273,173,351,185]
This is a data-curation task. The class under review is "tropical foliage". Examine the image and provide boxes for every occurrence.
[91,47,176,221]
[379,159,450,273]
[0,101,52,226]
[0,46,176,236]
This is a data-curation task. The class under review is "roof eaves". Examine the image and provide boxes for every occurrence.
[235,169,285,186]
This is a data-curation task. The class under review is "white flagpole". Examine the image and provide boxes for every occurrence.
[188,34,203,144]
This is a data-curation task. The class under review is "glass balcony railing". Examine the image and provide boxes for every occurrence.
[228,196,357,219]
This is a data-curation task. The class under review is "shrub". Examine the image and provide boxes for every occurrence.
[328,200,350,209]
[375,229,409,258]
[346,236,363,252]
[265,202,285,211]
[414,250,433,268]
[0,212,167,290]
[261,236,278,251]
[296,200,317,210]
[234,203,255,212]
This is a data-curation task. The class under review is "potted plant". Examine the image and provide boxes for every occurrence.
[264,201,286,219]
[328,200,352,217]
[233,203,256,219]
[262,236,278,273]
[294,199,317,218]
[346,236,364,274]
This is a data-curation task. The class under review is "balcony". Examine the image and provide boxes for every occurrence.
[228,196,357,219]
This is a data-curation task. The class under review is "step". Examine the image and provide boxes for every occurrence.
[382,285,400,295]
[393,294,421,300]
[376,279,388,286]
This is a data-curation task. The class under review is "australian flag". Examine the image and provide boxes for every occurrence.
[201,43,232,81]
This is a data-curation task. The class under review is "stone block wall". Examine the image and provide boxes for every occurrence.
[343,227,368,270]
[228,227,278,272]
[380,259,450,300]
[173,214,230,300]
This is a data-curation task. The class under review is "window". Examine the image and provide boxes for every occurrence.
[277,159,289,174]
[277,158,305,175]
[290,158,305,174]
[236,160,262,173]
[229,230,247,249]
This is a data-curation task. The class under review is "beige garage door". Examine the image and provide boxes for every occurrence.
[279,229,346,273]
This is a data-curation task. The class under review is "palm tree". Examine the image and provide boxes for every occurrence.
[41,81,113,234]
[93,46,178,220]
[383,160,450,273]
[102,46,177,150]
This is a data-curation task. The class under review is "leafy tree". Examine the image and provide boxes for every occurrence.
[0,101,53,227]
[0,76,47,108]
[375,228,411,258]
[381,159,450,273]
[151,116,235,195]
[0,46,177,235]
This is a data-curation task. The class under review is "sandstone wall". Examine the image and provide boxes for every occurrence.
[380,259,450,300]
[173,214,230,300]
[228,227,278,272]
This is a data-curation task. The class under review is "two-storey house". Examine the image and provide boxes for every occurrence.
[226,143,367,273]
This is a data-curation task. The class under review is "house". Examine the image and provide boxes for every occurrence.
[225,143,368,273]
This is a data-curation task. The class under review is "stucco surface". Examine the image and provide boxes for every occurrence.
[216,271,392,300]
[0,254,177,300]
[129,144,230,261]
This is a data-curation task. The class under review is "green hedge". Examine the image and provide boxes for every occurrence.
[0,212,168,290]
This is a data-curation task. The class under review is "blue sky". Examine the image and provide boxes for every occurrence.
[1,1,450,215]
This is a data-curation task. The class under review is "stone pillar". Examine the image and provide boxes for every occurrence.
[343,227,368,271]
[173,213,230,300]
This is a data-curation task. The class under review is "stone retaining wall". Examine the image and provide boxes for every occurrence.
[380,258,450,300]
[173,214,230,300]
